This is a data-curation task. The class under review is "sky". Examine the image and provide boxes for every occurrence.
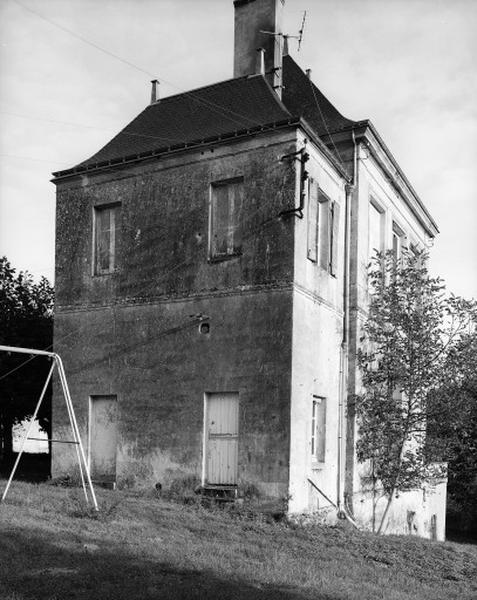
[0,0,476,298]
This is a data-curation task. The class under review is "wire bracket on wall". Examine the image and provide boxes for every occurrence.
[279,141,310,219]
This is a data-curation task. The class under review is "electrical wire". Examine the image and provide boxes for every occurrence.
[10,0,274,134]
[6,5,348,172]
[307,78,347,171]
[11,0,155,78]
[0,111,189,146]
[0,153,70,165]
[0,164,292,382]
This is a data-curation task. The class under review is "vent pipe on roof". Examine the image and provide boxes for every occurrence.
[306,69,312,79]
[150,79,159,104]
[256,47,266,75]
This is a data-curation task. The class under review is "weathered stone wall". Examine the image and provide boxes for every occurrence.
[53,131,298,496]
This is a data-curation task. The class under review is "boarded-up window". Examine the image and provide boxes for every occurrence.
[210,178,243,259]
[307,180,318,262]
[311,396,326,462]
[94,204,119,275]
[369,200,384,261]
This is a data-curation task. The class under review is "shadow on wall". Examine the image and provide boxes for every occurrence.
[0,527,338,600]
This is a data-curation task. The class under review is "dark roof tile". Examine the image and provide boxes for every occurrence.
[75,74,291,169]
[57,56,357,175]
[282,55,356,136]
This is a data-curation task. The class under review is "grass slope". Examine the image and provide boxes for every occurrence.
[0,481,476,600]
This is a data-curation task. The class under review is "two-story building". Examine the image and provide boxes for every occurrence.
[51,0,446,539]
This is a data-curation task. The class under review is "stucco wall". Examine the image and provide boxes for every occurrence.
[53,131,298,496]
[344,142,446,537]
[53,289,293,494]
[288,134,346,514]
[352,479,447,541]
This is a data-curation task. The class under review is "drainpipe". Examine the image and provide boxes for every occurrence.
[337,130,358,526]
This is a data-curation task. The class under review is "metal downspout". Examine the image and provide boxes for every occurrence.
[337,131,358,526]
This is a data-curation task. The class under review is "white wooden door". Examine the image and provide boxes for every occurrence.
[205,393,239,485]
[89,395,117,483]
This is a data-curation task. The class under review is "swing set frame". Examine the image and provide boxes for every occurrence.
[0,345,98,511]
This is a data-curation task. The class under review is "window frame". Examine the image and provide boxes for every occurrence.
[392,221,405,262]
[311,395,326,464]
[92,202,120,276]
[315,188,340,277]
[307,178,318,262]
[208,176,244,262]
[368,197,385,262]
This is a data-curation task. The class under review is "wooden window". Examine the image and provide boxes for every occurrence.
[94,204,119,275]
[210,178,243,260]
[392,222,405,261]
[369,200,384,261]
[307,180,318,262]
[329,200,340,277]
[317,189,340,276]
[311,396,326,462]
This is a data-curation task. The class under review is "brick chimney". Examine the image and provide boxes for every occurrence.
[233,0,284,96]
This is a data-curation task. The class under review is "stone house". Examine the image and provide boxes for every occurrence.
[52,0,446,539]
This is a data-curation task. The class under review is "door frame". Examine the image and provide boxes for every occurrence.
[88,394,118,482]
[202,391,239,487]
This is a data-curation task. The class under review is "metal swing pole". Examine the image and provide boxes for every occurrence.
[55,357,90,506]
[55,358,89,504]
[1,360,55,503]
[55,355,98,511]
[0,345,98,511]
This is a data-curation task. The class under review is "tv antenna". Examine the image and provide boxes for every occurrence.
[260,10,307,52]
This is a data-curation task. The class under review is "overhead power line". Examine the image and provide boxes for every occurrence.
[0,153,70,165]
[10,0,267,133]
[11,0,155,78]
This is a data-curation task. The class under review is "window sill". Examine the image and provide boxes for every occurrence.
[311,461,325,470]
[208,252,242,264]
[93,270,116,277]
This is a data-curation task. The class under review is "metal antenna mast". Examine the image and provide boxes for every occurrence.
[260,9,307,52]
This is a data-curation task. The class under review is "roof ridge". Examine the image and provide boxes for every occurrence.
[149,73,252,106]
[258,73,293,118]
[282,55,357,133]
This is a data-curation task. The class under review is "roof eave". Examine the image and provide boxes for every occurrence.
[323,120,439,237]
[298,117,351,182]
[51,117,301,183]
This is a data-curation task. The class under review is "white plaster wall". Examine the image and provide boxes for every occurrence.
[288,133,346,515]
[352,145,432,316]
[352,479,447,541]
[347,145,446,538]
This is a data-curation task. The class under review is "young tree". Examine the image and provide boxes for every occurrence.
[356,249,476,534]
[0,257,54,462]
[427,325,477,534]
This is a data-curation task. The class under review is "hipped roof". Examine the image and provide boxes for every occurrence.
[53,55,356,177]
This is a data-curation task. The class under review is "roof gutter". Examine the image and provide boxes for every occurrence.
[321,120,438,237]
[51,117,303,183]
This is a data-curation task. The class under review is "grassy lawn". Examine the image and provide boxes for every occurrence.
[0,480,476,600]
